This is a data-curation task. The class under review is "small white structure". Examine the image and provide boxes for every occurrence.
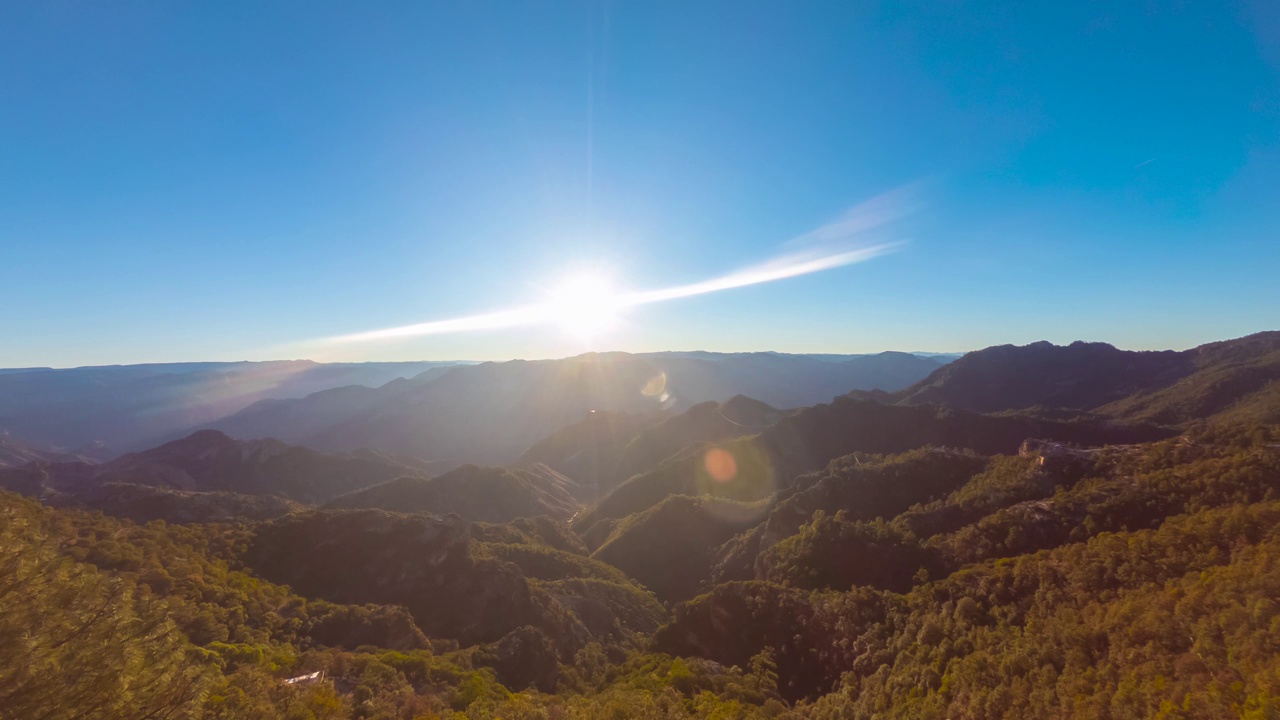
[283,671,325,686]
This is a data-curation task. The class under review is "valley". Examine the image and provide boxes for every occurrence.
[3,333,1278,718]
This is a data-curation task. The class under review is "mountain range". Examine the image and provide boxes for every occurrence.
[0,352,947,466]
[5,333,1274,532]
[202,350,949,466]
[0,428,438,509]
[5,331,1280,718]
[869,331,1280,425]
[0,359,466,455]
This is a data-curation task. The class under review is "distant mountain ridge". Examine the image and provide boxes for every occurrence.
[206,350,948,466]
[0,359,468,455]
[0,433,99,468]
[885,341,1190,412]
[877,331,1280,424]
[0,429,435,507]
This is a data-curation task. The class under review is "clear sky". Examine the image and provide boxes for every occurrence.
[2,1,1278,367]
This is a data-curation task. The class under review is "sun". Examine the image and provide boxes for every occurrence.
[545,274,621,337]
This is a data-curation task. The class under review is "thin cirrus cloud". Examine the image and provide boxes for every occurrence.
[317,188,916,346]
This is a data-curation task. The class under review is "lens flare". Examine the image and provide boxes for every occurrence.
[309,187,916,348]
[703,447,738,483]
[319,242,898,346]
[693,442,777,524]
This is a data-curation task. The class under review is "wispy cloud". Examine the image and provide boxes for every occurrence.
[316,188,916,346]
[621,243,901,307]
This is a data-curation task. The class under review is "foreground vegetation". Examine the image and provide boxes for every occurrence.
[2,422,1278,719]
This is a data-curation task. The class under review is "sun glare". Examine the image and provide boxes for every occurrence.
[545,274,621,337]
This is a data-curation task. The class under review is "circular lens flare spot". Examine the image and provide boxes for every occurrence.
[703,447,738,483]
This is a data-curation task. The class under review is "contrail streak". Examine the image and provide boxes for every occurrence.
[320,191,914,345]
[621,244,899,306]
[322,242,900,345]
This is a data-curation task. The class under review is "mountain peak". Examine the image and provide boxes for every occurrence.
[164,428,238,450]
[720,395,779,423]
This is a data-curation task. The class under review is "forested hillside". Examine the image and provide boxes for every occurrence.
[3,334,1280,719]
[3,424,1277,718]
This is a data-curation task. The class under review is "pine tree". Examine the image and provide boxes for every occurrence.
[0,505,212,720]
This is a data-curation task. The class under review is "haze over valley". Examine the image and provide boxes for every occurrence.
[4,1,1279,718]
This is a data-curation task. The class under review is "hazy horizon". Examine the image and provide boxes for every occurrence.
[8,330,1277,371]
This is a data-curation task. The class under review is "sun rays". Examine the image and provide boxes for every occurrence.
[311,188,916,350]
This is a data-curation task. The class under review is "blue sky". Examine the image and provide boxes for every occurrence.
[2,1,1278,367]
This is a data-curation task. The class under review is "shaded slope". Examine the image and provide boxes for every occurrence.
[325,463,585,522]
[1097,331,1280,424]
[591,494,765,603]
[243,509,666,653]
[515,410,653,497]
[889,340,1191,412]
[884,332,1280,425]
